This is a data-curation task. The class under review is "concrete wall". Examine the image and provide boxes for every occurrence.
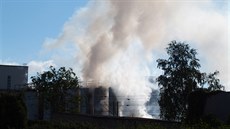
[109,87,119,116]
[24,90,39,120]
[204,92,230,123]
[24,90,51,120]
[80,87,119,116]
[23,86,118,120]
[0,65,28,90]
[94,87,109,115]
[80,88,91,114]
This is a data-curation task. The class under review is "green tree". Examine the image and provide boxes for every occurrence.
[0,93,27,129]
[156,41,223,121]
[205,71,224,91]
[31,66,79,119]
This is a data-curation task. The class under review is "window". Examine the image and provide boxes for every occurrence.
[7,76,11,89]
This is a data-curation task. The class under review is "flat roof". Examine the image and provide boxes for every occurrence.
[0,64,28,68]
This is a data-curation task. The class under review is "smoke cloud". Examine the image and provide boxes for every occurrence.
[42,0,228,117]
[27,60,56,74]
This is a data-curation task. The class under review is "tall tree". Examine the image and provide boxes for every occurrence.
[31,66,79,119]
[156,41,223,121]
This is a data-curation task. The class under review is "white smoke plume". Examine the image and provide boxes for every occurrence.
[27,60,56,74]
[43,0,228,117]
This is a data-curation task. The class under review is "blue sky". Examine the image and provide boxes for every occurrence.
[0,0,88,63]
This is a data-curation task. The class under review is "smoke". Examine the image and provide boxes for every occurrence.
[27,60,56,74]
[43,0,228,117]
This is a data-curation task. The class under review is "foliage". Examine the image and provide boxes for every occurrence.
[117,123,167,129]
[226,115,230,125]
[205,71,224,91]
[24,120,230,129]
[186,89,208,123]
[156,41,202,121]
[31,66,79,119]
[182,118,230,129]
[27,120,102,129]
[156,41,224,121]
[202,114,223,127]
[0,93,27,129]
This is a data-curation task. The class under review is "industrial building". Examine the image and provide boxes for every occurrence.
[0,64,38,120]
[25,86,119,120]
[0,65,120,119]
[79,87,119,116]
[203,91,230,123]
[0,64,28,90]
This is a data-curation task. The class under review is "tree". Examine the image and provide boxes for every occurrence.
[0,93,27,129]
[156,41,223,121]
[31,66,79,119]
[205,71,224,91]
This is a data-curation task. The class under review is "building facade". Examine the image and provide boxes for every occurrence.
[79,87,118,116]
[204,92,230,123]
[0,64,28,90]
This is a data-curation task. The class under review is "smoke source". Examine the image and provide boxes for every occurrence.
[43,0,228,118]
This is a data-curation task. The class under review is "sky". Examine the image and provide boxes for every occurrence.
[1,0,228,82]
[0,0,88,63]
[0,0,229,118]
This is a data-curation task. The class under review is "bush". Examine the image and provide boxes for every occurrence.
[0,93,27,129]
[202,114,222,127]
[226,114,230,125]
[27,120,230,129]
[27,120,101,129]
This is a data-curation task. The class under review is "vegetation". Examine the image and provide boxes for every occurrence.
[186,89,208,123]
[31,66,80,119]
[156,41,224,121]
[24,120,230,129]
[0,93,27,129]
[27,120,100,129]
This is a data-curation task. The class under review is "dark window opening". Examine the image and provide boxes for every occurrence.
[7,76,11,89]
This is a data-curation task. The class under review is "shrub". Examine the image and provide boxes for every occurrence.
[27,120,101,129]
[226,114,230,125]
[0,93,27,129]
